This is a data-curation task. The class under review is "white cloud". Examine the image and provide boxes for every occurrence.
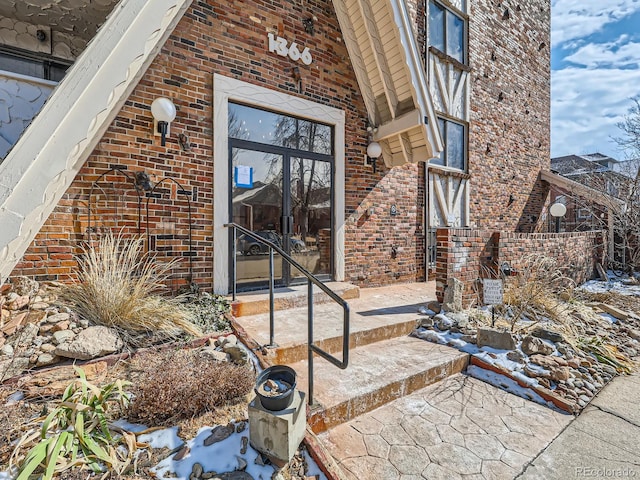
[551,66,640,157]
[551,0,640,46]
[565,38,640,67]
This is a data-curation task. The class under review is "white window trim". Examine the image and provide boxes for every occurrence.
[212,74,346,294]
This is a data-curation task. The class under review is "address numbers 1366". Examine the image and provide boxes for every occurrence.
[268,33,313,65]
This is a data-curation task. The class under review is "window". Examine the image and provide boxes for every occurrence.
[432,117,466,170]
[577,208,592,220]
[0,49,70,82]
[428,1,466,63]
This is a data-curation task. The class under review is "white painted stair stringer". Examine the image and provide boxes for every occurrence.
[0,0,193,283]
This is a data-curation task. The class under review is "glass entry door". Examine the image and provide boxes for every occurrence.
[229,102,334,291]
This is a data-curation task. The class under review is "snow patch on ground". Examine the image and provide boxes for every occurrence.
[467,365,553,409]
[579,276,640,296]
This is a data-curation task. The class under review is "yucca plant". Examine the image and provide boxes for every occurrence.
[60,231,202,340]
[9,368,138,479]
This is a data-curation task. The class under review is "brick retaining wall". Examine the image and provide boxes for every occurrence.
[436,228,605,307]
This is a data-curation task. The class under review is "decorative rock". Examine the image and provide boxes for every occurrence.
[223,344,249,365]
[46,312,70,324]
[521,335,554,356]
[203,425,234,446]
[39,324,55,335]
[531,327,564,344]
[30,302,50,310]
[447,312,469,328]
[200,347,230,362]
[443,277,464,313]
[506,350,525,363]
[7,295,30,311]
[434,314,453,331]
[77,318,90,328]
[550,366,570,382]
[192,463,203,478]
[40,343,56,353]
[477,327,516,350]
[11,276,39,297]
[427,301,442,314]
[419,317,434,328]
[216,334,238,348]
[53,330,76,345]
[1,344,14,356]
[36,353,59,367]
[54,326,123,360]
[240,436,248,455]
[52,321,70,332]
[8,323,40,349]
[0,357,30,379]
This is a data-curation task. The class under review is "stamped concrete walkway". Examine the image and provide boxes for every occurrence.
[319,373,572,479]
[519,373,640,479]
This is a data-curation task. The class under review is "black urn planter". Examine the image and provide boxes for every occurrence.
[255,365,297,411]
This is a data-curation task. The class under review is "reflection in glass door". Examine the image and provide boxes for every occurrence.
[231,148,285,288]
[228,102,334,291]
[290,157,332,281]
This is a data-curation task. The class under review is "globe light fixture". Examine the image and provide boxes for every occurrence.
[151,97,177,146]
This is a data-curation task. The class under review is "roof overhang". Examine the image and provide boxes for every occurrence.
[332,0,443,168]
[541,170,623,211]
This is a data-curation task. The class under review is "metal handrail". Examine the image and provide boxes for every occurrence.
[225,222,350,405]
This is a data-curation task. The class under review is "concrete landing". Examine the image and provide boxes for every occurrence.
[319,373,572,479]
[229,282,360,318]
[236,282,437,364]
[290,336,469,433]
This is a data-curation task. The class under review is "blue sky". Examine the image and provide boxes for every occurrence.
[551,0,640,159]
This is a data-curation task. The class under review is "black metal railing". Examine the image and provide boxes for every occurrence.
[225,223,349,405]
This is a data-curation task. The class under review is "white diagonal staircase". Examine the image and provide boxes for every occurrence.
[0,0,193,284]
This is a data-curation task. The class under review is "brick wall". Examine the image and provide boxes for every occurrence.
[11,0,426,289]
[468,0,551,232]
[436,228,605,307]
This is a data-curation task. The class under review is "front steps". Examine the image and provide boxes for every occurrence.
[233,282,469,434]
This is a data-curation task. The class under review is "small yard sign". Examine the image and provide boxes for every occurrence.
[483,279,503,305]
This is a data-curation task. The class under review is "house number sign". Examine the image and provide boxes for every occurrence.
[268,33,313,65]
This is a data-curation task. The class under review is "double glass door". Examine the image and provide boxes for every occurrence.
[229,103,334,290]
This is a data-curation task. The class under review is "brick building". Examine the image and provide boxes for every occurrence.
[0,0,570,296]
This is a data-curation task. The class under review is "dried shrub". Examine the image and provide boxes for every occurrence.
[126,349,255,426]
[502,254,575,331]
[60,232,202,341]
[183,293,232,333]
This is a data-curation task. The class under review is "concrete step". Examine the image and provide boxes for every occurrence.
[235,282,436,364]
[228,282,360,317]
[288,336,469,433]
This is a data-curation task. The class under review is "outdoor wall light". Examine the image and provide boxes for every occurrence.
[549,202,567,233]
[151,97,177,146]
[366,140,382,173]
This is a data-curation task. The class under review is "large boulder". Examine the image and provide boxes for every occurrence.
[443,277,464,313]
[476,327,516,350]
[521,335,554,355]
[55,326,123,360]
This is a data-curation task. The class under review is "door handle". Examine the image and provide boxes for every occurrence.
[281,216,294,235]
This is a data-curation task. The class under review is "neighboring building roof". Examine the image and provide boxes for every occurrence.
[550,155,606,176]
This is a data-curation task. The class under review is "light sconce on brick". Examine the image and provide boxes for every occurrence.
[365,125,382,173]
[151,97,177,146]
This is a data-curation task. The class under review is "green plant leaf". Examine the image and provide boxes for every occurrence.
[17,438,50,480]
[82,435,113,464]
[44,432,70,480]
